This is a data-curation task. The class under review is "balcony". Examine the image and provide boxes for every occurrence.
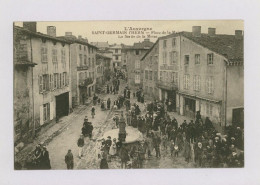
[156,80,178,91]
[79,78,93,87]
[77,65,89,71]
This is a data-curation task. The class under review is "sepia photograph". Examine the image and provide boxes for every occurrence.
[13,20,244,170]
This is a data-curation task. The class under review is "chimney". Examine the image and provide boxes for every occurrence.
[235,30,243,38]
[83,37,88,43]
[23,22,37,32]
[192,26,201,37]
[65,32,72,37]
[144,38,150,42]
[78,35,82,40]
[208,28,216,36]
[47,26,56,37]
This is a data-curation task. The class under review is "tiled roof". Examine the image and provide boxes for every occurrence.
[14,26,71,44]
[124,40,154,50]
[91,42,110,48]
[96,53,112,59]
[58,36,98,49]
[181,32,243,61]
[141,39,159,61]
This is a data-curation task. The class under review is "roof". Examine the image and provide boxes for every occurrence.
[14,26,71,44]
[159,31,243,61]
[91,42,110,48]
[96,53,112,59]
[141,39,159,61]
[123,40,154,50]
[58,36,98,49]
[181,32,243,61]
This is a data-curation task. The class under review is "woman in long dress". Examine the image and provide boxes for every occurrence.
[110,139,117,156]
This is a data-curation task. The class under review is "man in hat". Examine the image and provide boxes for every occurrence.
[77,134,85,158]
[137,140,146,168]
[105,136,112,155]
[65,149,74,169]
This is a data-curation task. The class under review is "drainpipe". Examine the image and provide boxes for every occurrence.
[29,36,35,138]
[224,60,228,130]
[178,35,182,115]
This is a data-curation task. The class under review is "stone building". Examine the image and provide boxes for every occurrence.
[140,40,159,100]
[96,53,112,85]
[109,44,122,68]
[158,33,180,112]
[124,39,154,91]
[14,23,72,140]
[59,33,98,107]
[14,23,37,143]
[178,27,244,130]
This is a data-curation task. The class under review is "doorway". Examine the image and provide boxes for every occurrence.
[55,92,69,119]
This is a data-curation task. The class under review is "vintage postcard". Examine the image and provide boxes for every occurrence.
[13,20,244,170]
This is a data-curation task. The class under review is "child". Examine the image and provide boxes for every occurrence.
[174,144,179,157]
[170,140,175,157]
[162,135,168,151]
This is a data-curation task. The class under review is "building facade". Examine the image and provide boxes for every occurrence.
[158,34,180,112]
[109,44,122,68]
[14,23,72,139]
[140,40,159,100]
[178,27,244,130]
[125,39,154,90]
[14,24,37,143]
[96,53,112,85]
[60,33,98,107]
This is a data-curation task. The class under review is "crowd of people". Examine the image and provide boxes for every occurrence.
[24,143,51,170]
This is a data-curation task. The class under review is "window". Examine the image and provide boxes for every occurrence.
[170,51,177,64]
[160,71,162,81]
[172,38,176,47]
[39,75,43,93]
[163,40,167,48]
[206,103,213,116]
[43,74,49,91]
[62,72,66,86]
[52,49,58,63]
[206,76,214,94]
[43,103,50,122]
[184,74,190,89]
[135,74,140,83]
[135,60,140,69]
[61,49,66,69]
[79,45,82,50]
[154,71,158,80]
[115,56,119,60]
[195,54,200,64]
[145,70,148,80]
[59,73,62,88]
[84,55,87,65]
[184,55,189,65]
[79,54,83,66]
[207,53,214,64]
[88,58,91,67]
[135,50,140,55]
[92,58,95,67]
[163,52,167,64]
[49,74,54,91]
[54,73,58,89]
[84,46,86,51]
[41,46,48,63]
[115,49,118,53]
[193,75,201,91]
[149,71,153,80]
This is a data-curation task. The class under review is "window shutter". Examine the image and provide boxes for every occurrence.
[50,102,54,120]
[39,75,43,93]
[40,105,44,125]
[66,73,69,86]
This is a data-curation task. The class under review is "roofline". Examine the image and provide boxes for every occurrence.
[14,26,71,44]
[58,36,98,49]
[96,53,112,59]
[141,39,159,61]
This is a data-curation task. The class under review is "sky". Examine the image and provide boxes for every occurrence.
[15,20,243,45]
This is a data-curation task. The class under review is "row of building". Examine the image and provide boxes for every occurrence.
[124,26,244,132]
[14,22,113,143]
